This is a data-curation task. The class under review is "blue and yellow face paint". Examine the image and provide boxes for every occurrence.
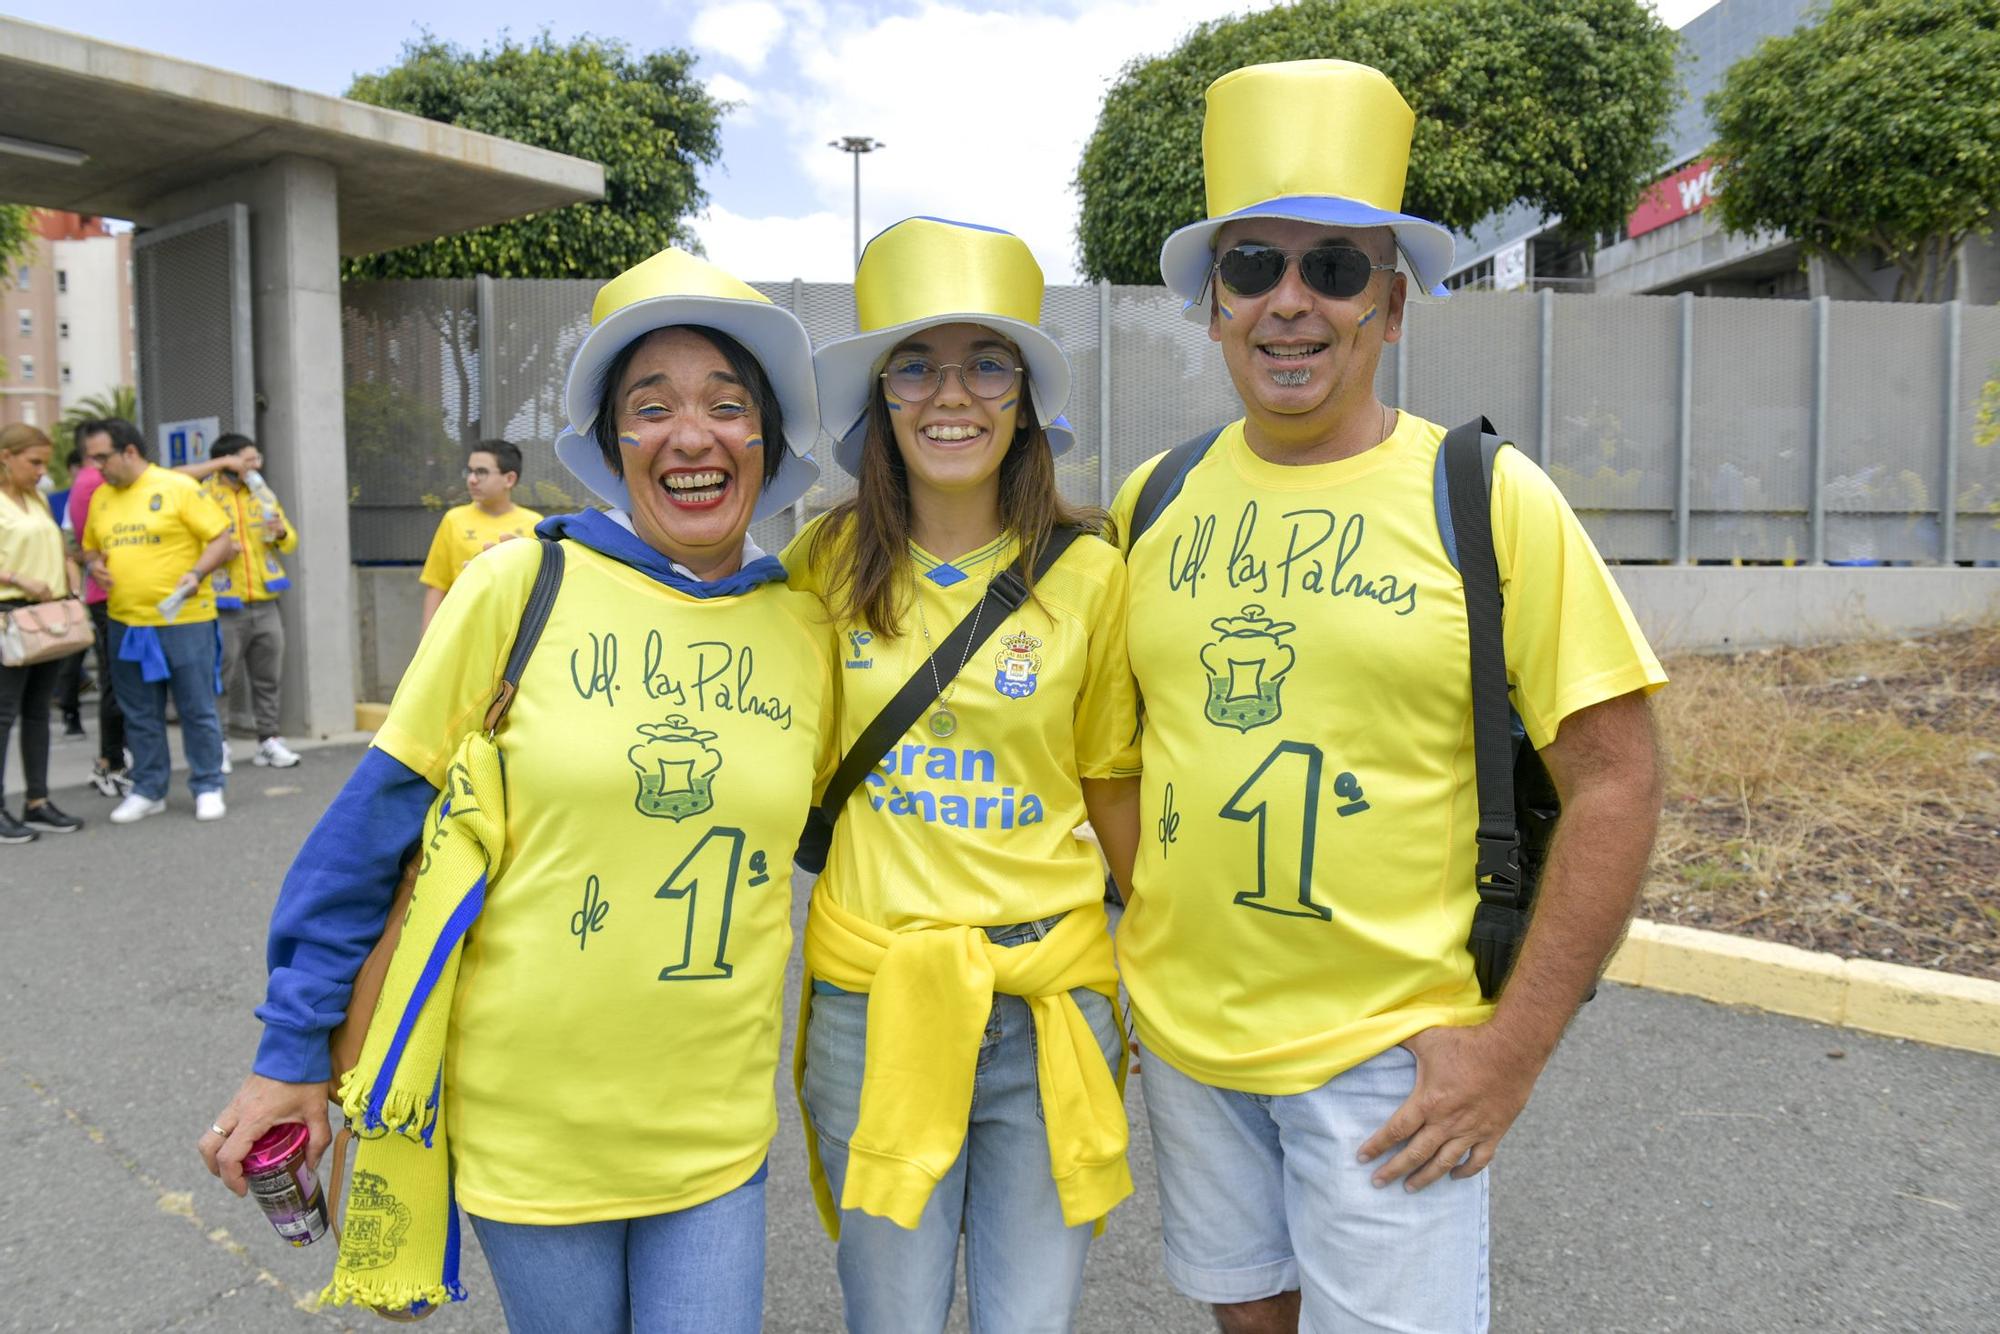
[1356,302,1378,330]
[744,435,764,451]
[618,432,643,449]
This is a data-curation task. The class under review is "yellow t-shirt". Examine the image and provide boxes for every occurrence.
[82,464,230,626]
[201,475,297,606]
[1109,416,1667,1095]
[418,502,544,592]
[0,489,67,603]
[374,536,835,1224]
[784,515,1139,930]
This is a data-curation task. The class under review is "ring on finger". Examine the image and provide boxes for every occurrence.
[209,1123,229,1137]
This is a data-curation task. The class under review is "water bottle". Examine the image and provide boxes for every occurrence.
[244,469,283,519]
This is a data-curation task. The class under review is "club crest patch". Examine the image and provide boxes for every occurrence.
[337,1170,412,1270]
[1201,605,1296,733]
[628,715,724,821]
[149,493,163,511]
[993,630,1042,699]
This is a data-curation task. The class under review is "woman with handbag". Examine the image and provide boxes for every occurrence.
[0,423,86,842]
[198,248,835,1331]
[787,218,1143,1332]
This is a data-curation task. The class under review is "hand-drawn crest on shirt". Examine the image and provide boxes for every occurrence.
[628,715,724,821]
[993,629,1043,699]
[337,1170,412,1270]
[1200,605,1296,732]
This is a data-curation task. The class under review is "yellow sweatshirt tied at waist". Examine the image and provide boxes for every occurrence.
[795,885,1132,1236]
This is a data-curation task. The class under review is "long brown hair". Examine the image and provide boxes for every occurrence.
[810,367,1102,639]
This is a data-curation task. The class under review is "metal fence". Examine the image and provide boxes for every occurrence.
[343,281,2000,565]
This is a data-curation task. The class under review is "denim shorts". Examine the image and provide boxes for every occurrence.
[804,914,1123,1333]
[1140,1043,1489,1331]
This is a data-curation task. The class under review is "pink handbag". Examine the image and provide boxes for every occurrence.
[0,597,92,668]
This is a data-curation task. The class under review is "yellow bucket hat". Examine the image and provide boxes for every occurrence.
[813,217,1072,477]
[557,247,820,520]
[1158,60,1455,321]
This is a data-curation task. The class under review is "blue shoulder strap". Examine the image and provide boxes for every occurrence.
[1126,425,1226,548]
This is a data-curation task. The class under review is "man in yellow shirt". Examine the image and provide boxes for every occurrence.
[418,440,542,632]
[180,433,302,769]
[80,418,238,825]
[1111,62,1667,1332]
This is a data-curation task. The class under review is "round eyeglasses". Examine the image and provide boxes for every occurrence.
[1214,244,1395,302]
[881,352,1023,404]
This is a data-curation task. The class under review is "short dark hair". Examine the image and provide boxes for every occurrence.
[65,446,81,469]
[590,325,785,491]
[86,417,149,461]
[210,432,257,459]
[470,440,523,480]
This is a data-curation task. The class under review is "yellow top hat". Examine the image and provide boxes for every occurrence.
[1158,60,1455,320]
[815,217,1073,476]
[558,247,820,521]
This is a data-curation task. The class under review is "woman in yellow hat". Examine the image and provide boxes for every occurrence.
[198,249,835,1331]
[787,216,1140,1331]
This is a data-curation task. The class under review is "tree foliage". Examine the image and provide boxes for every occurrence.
[342,33,726,279]
[1708,0,2000,302]
[1074,0,1680,283]
[0,204,31,273]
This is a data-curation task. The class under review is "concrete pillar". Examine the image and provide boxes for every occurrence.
[146,154,354,739]
[1956,230,2000,305]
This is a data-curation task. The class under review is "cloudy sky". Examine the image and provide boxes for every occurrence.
[8,0,1720,281]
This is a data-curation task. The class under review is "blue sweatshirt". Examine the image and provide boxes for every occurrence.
[253,511,784,1083]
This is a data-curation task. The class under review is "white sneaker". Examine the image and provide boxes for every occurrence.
[195,791,227,821]
[255,736,301,768]
[109,794,166,824]
[220,748,233,775]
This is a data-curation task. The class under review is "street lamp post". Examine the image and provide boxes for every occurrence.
[828,136,884,273]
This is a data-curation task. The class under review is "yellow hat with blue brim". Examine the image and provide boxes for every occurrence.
[556,246,820,521]
[1158,59,1454,322]
[814,217,1072,477]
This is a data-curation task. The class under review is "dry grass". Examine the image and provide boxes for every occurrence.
[1646,624,2000,981]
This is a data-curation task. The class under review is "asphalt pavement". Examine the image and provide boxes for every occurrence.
[3,742,1995,1332]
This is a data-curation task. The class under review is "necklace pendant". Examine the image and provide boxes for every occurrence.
[928,707,958,739]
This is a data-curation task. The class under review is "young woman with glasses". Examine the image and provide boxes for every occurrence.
[785,216,1142,1332]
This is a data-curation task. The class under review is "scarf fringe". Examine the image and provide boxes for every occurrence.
[335,1067,437,1141]
[316,1276,465,1313]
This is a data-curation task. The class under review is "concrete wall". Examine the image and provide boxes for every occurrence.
[349,566,2000,704]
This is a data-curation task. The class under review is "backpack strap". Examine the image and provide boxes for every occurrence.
[1438,419,1530,999]
[1125,425,1227,548]
[795,525,1088,873]
[481,537,566,735]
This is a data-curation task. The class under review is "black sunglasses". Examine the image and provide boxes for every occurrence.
[1214,244,1395,302]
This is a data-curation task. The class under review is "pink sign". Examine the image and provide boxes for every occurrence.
[1628,158,1719,239]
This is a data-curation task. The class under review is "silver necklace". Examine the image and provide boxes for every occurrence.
[911,542,1002,739]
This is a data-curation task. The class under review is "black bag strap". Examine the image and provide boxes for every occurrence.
[481,537,565,735]
[1441,418,1528,998]
[797,525,1086,870]
[1126,425,1227,548]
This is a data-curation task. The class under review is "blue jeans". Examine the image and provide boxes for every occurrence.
[107,619,225,801]
[467,1168,766,1334]
[802,916,1123,1333]
[1140,1043,1490,1331]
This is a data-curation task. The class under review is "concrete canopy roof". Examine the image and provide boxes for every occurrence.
[0,17,606,257]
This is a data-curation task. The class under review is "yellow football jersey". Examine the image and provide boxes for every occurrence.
[418,502,544,592]
[82,464,231,626]
[784,516,1139,930]
[375,536,834,1223]
[1110,415,1666,1095]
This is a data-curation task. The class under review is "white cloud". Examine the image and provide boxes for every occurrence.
[705,71,759,112]
[694,203,857,283]
[689,1,793,74]
[732,0,1281,282]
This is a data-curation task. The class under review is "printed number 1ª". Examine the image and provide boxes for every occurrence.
[1221,741,1329,920]
[656,826,744,980]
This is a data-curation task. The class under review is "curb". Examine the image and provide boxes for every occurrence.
[1605,920,2000,1057]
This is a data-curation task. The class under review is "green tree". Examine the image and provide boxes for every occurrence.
[0,205,32,377]
[1708,0,2000,303]
[1074,0,1681,283]
[343,32,726,279]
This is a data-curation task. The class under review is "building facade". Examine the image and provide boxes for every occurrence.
[0,210,134,434]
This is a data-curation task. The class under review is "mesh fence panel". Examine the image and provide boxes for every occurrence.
[1954,305,2000,563]
[342,280,479,563]
[1691,298,1812,562]
[1402,292,1538,451]
[1825,301,1944,563]
[1550,295,1679,560]
[134,211,247,447]
[342,280,1988,567]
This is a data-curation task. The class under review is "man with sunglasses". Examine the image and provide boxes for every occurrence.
[1108,60,1667,1332]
